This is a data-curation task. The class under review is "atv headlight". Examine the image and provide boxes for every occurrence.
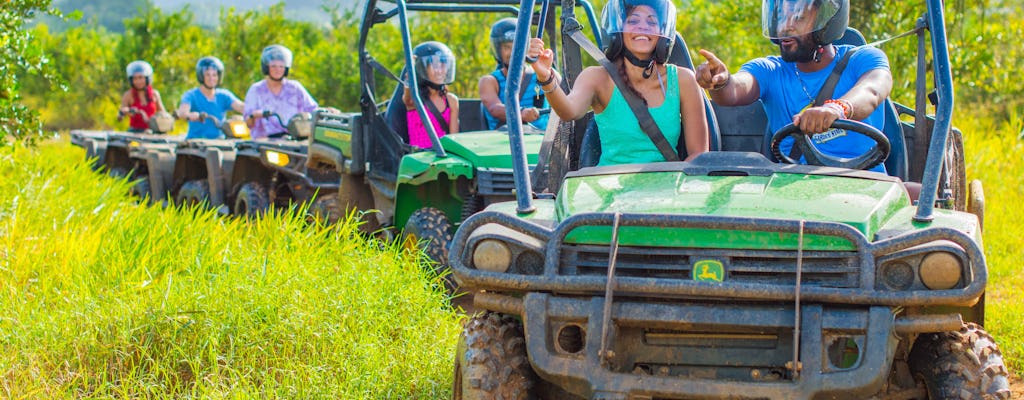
[228,120,250,138]
[264,150,290,167]
[473,239,512,272]
[919,251,962,290]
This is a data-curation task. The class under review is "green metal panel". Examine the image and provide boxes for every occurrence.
[397,151,475,185]
[553,171,915,249]
[440,131,543,169]
[313,126,351,158]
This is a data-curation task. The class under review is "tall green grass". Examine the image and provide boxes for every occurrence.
[0,140,462,398]
[960,113,1024,373]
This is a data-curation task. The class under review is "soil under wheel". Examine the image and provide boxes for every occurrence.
[454,312,537,400]
[175,179,210,208]
[908,322,1011,399]
[306,193,341,225]
[234,182,270,217]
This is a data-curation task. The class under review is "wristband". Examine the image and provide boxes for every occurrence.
[824,99,852,119]
[710,74,731,91]
[537,68,556,87]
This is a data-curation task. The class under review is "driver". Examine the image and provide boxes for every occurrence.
[479,18,549,131]
[177,56,245,139]
[696,0,892,173]
[243,44,319,139]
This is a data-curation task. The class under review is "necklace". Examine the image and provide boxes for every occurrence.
[794,67,815,107]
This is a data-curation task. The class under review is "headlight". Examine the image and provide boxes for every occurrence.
[473,239,512,272]
[919,252,962,290]
[228,121,250,138]
[264,150,290,167]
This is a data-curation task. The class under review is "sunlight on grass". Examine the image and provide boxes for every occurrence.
[0,140,462,397]
[960,113,1024,373]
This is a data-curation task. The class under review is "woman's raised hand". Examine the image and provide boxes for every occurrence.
[527,38,555,78]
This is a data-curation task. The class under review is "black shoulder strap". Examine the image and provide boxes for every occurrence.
[788,47,860,159]
[814,47,860,106]
[569,30,680,162]
[423,94,450,134]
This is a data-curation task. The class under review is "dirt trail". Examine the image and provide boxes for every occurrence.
[1013,374,1022,399]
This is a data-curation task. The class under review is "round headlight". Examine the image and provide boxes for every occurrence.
[919,252,962,290]
[473,239,512,272]
[880,261,914,290]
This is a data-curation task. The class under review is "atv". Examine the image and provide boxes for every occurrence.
[448,0,1010,398]
[307,0,603,271]
[70,111,184,202]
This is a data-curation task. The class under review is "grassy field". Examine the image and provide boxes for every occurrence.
[0,140,462,397]
[1,120,1021,396]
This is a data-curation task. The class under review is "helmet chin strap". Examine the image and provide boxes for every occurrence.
[812,44,826,63]
[623,50,657,79]
[423,80,447,95]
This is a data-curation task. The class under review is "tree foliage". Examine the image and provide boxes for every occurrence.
[14,0,1024,134]
[1,0,65,145]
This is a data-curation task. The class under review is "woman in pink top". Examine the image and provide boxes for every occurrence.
[403,41,459,149]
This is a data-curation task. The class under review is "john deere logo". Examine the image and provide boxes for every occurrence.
[693,260,724,282]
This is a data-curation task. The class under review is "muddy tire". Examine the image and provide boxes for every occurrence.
[130,175,150,200]
[461,193,484,221]
[176,179,210,208]
[968,179,985,231]
[454,312,536,400]
[338,173,379,232]
[306,193,341,225]
[940,130,967,211]
[404,207,453,266]
[234,182,269,217]
[908,322,1011,399]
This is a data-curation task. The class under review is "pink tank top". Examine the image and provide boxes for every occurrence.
[406,100,451,149]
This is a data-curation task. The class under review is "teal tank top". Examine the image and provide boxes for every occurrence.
[593,64,681,166]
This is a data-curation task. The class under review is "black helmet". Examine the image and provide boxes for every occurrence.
[412,41,456,86]
[762,0,849,45]
[600,0,677,64]
[195,56,225,86]
[126,60,154,85]
[260,44,293,76]
[489,18,517,66]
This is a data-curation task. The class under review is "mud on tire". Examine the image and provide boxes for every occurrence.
[306,193,341,225]
[404,207,453,266]
[176,179,210,208]
[908,322,1011,399]
[454,312,536,400]
[131,175,150,201]
[234,182,270,217]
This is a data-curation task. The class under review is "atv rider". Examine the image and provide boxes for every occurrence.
[696,0,893,174]
[243,44,319,139]
[177,56,245,139]
[118,60,167,133]
[402,41,460,149]
[526,0,709,165]
[479,17,549,131]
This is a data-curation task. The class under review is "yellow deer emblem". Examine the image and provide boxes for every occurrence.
[693,260,724,282]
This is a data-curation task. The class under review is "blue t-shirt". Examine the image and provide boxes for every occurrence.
[741,45,890,173]
[180,88,241,139]
[483,68,549,130]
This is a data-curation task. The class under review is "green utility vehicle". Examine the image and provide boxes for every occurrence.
[306,0,601,264]
[449,0,1010,398]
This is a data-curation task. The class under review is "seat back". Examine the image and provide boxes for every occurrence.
[458,98,486,131]
[383,81,410,144]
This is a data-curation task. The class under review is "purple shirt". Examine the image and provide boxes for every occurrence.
[243,79,318,139]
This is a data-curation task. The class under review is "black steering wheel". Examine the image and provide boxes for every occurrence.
[769,119,890,170]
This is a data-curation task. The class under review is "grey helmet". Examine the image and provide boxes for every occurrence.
[260,44,293,77]
[126,60,154,85]
[600,0,677,64]
[762,0,849,45]
[489,18,517,67]
[195,56,225,87]
[412,41,456,87]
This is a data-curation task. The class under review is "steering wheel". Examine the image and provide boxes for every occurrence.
[769,119,890,170]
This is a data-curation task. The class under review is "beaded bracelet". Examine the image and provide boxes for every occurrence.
[824,99,852,119]
[537,68,556,87]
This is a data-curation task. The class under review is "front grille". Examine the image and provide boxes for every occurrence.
[560,244,860,288]
[476,168,530,196]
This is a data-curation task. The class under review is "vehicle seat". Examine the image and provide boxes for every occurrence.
[459,98,486,131]
[383,69,411,144]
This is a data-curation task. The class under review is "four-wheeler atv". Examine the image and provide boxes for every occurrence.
[307,0,603,269]
[448,0,1010,398]
[71,111,184,202]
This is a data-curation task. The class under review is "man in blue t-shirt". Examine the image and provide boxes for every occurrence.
[177,56,245,139]
[479,18,549,131]
[695,0,893,174]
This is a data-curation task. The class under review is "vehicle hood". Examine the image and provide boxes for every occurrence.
[441,131,543,169]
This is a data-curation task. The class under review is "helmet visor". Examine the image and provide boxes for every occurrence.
[762,0,841,40]
[415,52,456,85]
[601,0,676,39]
